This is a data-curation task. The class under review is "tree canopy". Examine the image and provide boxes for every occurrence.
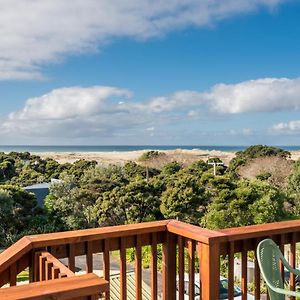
[0,145,298,247]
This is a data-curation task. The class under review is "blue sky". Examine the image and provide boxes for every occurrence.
[1,0,300,145]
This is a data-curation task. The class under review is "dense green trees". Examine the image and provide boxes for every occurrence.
[0,185,42,246]
[96,180,161,226]
[229,145,291,172]
[160,171,208,224]
[1,146,300,248]
[203,180,285,229]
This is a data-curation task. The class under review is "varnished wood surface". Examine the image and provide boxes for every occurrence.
[39,251,75,278]
[0,237,32,273]
[167,220,227,244]
[0,273,108,300]
[2,219,300,299]
[28,220,169,248]
[219,219,300,241]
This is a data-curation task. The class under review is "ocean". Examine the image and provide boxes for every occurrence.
[0,145,299,153]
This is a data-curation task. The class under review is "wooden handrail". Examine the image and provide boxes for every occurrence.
[36,251,75,280]
[218,218,300,241]
[27,220,169,248]
[0,273,108,300]
[167,220,228,244]
[0,237,32,274]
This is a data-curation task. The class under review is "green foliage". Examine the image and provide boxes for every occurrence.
[17,271,29,282]
[123,161,159,180]
[67,159,97,179]
[229,145,291,172]
[288,160,300,194]
[0,189,14,245]
[256,172,272,181]
[207,157,223,163]
[0,148,297,248]
[160,161,181,176]
[96,180,161,226]
[203,180,285,229]
[138,151,165,162]
[187,160,209,175]
[45,178,98,230]
[287,159,300,216]
[238,145,290,159]
[160,171,208,224]
[0,185,41,246]
[80,165,128,194]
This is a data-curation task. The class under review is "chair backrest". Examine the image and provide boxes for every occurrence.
[256,239,285,300]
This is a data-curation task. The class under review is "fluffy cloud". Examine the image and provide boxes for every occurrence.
[272,120,300,132]
[139,77,300,114]
[0,0,287,80]
[8,86,132,121]
[2,76,300,143]
[208,78,300,113]
[2,86,136,139]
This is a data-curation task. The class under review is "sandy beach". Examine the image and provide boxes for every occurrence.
[34,149,300,167]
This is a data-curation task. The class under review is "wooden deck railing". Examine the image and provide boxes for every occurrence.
[0,273,108,300]
[34,251,75,281]
[1,219,300,299]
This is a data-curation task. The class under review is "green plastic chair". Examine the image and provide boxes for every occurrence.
[257,238,300,300]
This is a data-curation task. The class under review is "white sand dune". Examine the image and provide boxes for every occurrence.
[33,149,300,167]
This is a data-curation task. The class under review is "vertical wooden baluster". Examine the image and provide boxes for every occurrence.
[9,264,17,286]
[178,236,185,300]
[120,237,127,300]
[86,241,93,273]
[151,232,158,300]
[162,232,177,300]
[241,241,247,300]
[29,250,34,283]
[33,251,41,282]
[52,266,60,279]
[39,256,46,281]
[135,235,142,300]
[197,242,202,299]
[228,241,235,300]
[188,239,195,300]
[290,233,296,300]
[254,239,261,300]
[199,242,220,300]
[103,239,110,300]
[46,261,53,280]
[68,243,75,273]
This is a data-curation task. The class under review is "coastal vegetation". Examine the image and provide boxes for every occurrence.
[0,145,300,248]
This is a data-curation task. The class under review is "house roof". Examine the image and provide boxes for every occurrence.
[24,183,51,190]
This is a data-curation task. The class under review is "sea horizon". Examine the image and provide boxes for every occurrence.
[0,145,300,153]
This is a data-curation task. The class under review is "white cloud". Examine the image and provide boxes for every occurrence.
[140,91,207,113]
[208,78,300,113]
[0,0,288,80]
[2,76,300,143]
[138,77,300,115]
[272,120,300,132]
[1,86,136,139]
[8,86,132,121]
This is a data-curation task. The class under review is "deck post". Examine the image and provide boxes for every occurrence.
[162,232,177,300]
[200,242,220,300]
